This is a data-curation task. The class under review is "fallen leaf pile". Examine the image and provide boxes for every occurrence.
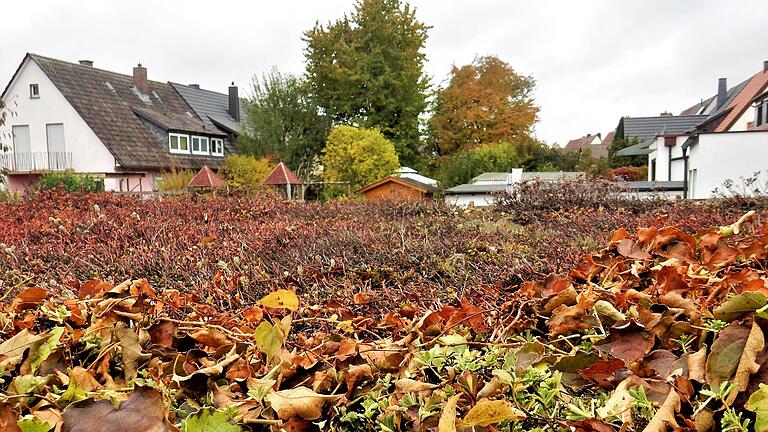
[1,211,768,431]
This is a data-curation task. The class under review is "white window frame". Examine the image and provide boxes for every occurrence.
[211,138,224,157]
[191,136,210,155]
[764,100,768,126]
[29,84,39,99]
[169,133,190,154]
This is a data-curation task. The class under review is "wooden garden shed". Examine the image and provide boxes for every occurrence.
[357,176,441,203]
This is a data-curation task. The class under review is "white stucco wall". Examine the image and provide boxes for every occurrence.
[729,105,756,132]
[647,136,688,181]
[1,58,116,174]
[688,131,768,199]
[445,193,498,208]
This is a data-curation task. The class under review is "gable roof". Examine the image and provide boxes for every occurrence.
[622,115,708,140]
[357,176,441,194]
[601,131,615,147]
[262,162,303,185]
[12,54,229,170]
[564,134,599,150]
[187,165,226,188]
[714,69,768,132]
[170,83,246,135]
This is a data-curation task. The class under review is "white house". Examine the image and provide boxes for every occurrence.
[616,60,768,199]
[395,167,438,186]
[0,54,244,192]
[563,133,610,158]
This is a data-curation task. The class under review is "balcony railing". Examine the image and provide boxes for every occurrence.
[0,152,73,173]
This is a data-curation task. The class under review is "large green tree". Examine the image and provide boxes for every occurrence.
[322,125,399,189]
[238,69,330,179]
[303,0,430,166]
[429,56,538,158]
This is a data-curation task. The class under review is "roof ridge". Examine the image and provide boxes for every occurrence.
[29,53,172,88]
[170,82,230,97]
[624,114,708,120]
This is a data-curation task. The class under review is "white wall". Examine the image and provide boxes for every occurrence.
[729,105,756,132]
[445,193,498,208]
[688,131,768,199]
[647,136,688,182]
[1,58,117,175]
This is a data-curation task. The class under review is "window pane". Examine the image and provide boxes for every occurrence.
[192,137,199,152]
[180,136,188,151]
[201,139,209,153]
[170,135,178,149]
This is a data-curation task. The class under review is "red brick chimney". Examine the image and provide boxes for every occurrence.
[133,63,149,94]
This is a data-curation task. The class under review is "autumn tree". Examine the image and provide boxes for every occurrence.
[322,125,399,189]
[238,69,330,178]
[303,0,430,166]
[430,56,538,157]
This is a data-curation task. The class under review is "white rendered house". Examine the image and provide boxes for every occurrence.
[616,61,768,199]
[1,54,244,192]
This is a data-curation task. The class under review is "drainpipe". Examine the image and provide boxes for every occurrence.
[682,147,688,199]
[667,147,672,182]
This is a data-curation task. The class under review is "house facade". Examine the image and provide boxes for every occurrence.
[0,54,244,192]
[616,60,768,199]
[563,133,609,158]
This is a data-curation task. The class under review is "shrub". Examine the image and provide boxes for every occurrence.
[322,125,399,189]
[156,168,195,191]
[496,178,657,220]
[220,155,273,190]
[36,172,104,193]
[611,165,646,181]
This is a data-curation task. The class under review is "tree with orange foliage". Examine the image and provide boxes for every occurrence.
[429,56,539,157]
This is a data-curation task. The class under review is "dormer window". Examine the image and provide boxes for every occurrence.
[169,133,190,154]
[29,84,39,99]
[191,136,209,155]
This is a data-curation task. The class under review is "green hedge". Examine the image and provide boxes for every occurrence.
[37,172,104,193]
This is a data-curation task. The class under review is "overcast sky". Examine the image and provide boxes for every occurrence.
[2,0,767,145]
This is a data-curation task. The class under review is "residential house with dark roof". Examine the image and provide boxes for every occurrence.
[615,60,768,198]
[563,133,609,158]
[0,54,244,192]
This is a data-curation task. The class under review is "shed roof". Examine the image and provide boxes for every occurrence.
[262,162,303,185]
[445,183,507,194]
[187,165,226,188]
[615,138,656,156]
